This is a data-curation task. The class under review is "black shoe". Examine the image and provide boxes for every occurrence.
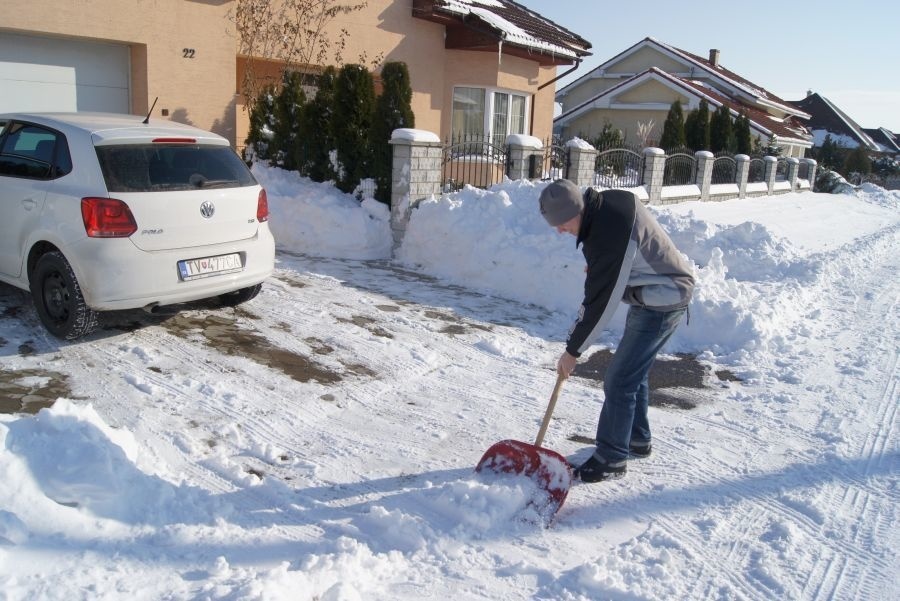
[629,441,652,458]
[574,454,627,483]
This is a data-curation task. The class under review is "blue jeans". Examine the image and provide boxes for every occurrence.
[594,305,687,463]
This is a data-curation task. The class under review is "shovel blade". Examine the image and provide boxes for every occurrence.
[476,439,573,519]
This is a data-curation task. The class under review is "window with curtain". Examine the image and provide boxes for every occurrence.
[452,87,486,138]
[452,86,528,143]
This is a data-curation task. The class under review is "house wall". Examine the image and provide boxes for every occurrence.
[565,109,669,145]
[563,81,690,145]
[559,46,688,114]
[6,0,565,150]
[615,80,688,105]
[3,0,238,142]
[613,47,685,75]
[233,0,560,147]
[440,50,554,138]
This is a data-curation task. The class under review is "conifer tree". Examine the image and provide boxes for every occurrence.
[735,110,752,155]
[659,100,686,150]
[843,145,871,177]
[685,98,711,152]
[589,120,624,151]
[244,84,277,163]
[709,104,734,152]
[303,66,339,182]
[370,62,415,204]
[333,64,376,193]
[272,71,307,171]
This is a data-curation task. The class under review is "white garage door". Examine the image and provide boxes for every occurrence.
[0,32,130,114]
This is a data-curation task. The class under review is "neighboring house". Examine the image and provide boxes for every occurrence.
[1,0,590,150]
[555,37,813,157]
[788,92,881,152]
[862,127,900,157]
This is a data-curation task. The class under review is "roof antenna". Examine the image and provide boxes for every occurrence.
[143,97,158,124]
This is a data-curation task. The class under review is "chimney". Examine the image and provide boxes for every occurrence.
[709,49,720,67]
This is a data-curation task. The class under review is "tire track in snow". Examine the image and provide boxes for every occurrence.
[646,227,900,600]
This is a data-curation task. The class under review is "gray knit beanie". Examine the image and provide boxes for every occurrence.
[539,179,584,226]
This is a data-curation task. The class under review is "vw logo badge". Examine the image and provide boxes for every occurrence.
[199,201,215,219]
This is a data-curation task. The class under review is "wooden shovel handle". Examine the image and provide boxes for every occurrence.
[534,373,566,447]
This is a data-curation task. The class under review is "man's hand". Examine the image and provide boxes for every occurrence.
[557,351,577,377]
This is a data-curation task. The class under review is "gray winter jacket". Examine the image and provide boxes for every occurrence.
[566,188,695,357]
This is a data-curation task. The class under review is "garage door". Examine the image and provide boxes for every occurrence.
[0,32,129,114]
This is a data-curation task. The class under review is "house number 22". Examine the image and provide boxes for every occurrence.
[183,48,196,59]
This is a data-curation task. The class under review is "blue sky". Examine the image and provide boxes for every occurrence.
[525,0,899,132]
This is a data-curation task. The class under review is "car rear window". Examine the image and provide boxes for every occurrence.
[96,144,257,192]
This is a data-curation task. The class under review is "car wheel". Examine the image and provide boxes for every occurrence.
[219,283,262,307]
[30,251,99,340]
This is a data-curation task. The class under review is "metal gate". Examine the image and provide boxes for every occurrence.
[442,134,509,192]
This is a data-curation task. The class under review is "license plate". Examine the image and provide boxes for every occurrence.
[177,253,243,281]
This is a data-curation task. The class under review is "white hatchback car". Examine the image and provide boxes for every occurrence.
[0,112,275,339]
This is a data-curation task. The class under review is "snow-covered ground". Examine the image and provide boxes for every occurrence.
[1,169,897,600]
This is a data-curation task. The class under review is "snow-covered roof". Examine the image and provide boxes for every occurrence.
[789,93,881,151]
[413,0,591,65]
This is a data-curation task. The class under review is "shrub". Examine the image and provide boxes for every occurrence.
[333,64,376,193]
[659,101,686,150]
[371,62,414,203]
[272,71,308,171]
[303,66,339,182]
[244,84,277,163]
[684,99,710,152]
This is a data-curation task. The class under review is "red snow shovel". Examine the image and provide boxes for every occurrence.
[476,373,573,520]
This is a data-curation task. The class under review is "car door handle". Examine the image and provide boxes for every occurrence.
[21,198,37,210]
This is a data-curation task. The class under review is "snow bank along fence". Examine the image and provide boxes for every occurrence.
[388,129,817,245]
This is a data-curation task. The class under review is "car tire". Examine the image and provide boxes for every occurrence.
[30,251,99,340]
[219,283,262,307]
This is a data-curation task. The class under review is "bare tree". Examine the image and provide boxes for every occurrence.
[231,0,369,109]
[636,119,656,147]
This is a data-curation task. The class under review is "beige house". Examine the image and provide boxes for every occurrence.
[555,37,812,157]
[0,0,590,149]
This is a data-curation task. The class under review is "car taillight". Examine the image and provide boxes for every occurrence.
[81,197,138,238]
[257,188,269,223]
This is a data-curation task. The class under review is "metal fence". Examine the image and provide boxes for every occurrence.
[594,147,644,188]
[775,157,789,181]
[798,160,810,180]
[711,152,737,184]
[441,133,509,191]
[748,157,766,183]
[663,147,696,186]
[539,136,569,181]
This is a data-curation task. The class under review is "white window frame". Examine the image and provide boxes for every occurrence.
[452,85,530,143]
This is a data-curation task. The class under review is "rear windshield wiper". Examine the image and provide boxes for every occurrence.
[188,175,240,189]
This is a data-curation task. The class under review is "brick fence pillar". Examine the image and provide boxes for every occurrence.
[695,150,714,201]
[787,157,800,191]
[506,134,544,181]
[764,156,778,195]
[389,128,442,249]
[802,158,818,191]
[735,154,750,198]
[643,147,666,204]
[566,140,598,187]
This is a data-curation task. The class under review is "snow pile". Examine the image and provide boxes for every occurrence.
[253,164,393,260]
